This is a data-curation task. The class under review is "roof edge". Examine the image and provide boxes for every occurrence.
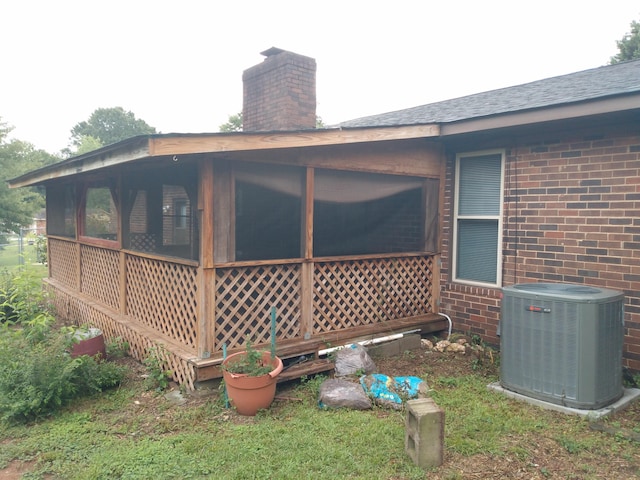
[440,93,640,136]
[9,125,440,188]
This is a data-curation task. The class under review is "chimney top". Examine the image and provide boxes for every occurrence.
[242,48,317,132]
[260,46,286,57]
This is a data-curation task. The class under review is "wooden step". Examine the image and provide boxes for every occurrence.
[277,358,334,383]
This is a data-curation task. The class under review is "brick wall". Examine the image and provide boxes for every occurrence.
[243,48,316,131]
[439,126,640,370]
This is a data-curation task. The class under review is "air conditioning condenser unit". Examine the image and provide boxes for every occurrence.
[500,283,624,410]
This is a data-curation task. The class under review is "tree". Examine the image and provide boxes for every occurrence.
[75,135,104,155]
[69,107,156,148]
[219,112,243,132]
[0,118,59,234]
[218,112,326,132]
[610,19,640,64]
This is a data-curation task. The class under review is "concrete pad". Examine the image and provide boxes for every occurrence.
[487,382,640,420]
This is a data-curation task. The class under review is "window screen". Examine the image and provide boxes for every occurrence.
[314,169,424,257]
[234,163,303,261]
[83,186,117,241]
[47,184,76,237]
[123,166,198,261]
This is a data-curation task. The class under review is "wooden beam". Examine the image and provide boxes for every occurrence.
[198,160,214,269]
[192,313,448,368]
[11,127,441,188]
[300,168,315,341]
[214,139,444,178]
[9,141,151,188]
[303,168,314,259]
[197,158,215,358]
[119,252,126,315]
[149,125,440,157]
[212,161,233,263]
[432,255,441,315]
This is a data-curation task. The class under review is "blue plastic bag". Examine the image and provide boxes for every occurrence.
[360,374,426,409]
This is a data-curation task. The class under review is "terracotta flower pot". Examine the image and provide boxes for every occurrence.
[222,351,283,416]
[71,327,106,359]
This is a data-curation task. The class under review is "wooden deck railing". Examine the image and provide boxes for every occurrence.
[212,253,438,354]
[47,237,440,388]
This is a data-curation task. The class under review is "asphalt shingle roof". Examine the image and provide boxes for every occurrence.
[339,59,640,128]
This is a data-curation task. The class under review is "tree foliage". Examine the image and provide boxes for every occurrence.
[219,112,243,132]
[610,19,640,64]
[218,112,326,132]
[75,135,104,155]
[70,107,156,148]
[0,119,58,234]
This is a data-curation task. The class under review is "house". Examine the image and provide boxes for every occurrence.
[339,57,640,372]
[9,50,640,389]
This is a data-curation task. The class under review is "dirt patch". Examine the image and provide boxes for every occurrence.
[0,460,37,480]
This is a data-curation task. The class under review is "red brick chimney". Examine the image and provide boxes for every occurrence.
[242,47,317,131]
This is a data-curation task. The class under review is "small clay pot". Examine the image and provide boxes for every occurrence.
[71,327,106,359]
[222,351,283,416]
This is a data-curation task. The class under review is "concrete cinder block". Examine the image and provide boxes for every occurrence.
[405,398,444,469]
[367,334,423,358]
[399,333,422,351]
[367,338,401,358]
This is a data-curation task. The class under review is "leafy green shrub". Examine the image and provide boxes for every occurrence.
[222,340,273,376]
[35,235,48,265]
[143,346,173,392]
[106,336,130,359]
[0,268,52,325]
[0,324,128,423]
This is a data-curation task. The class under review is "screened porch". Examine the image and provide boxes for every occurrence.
[38,137,446,390]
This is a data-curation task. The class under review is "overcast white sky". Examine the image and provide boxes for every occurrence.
[2,1,638,154]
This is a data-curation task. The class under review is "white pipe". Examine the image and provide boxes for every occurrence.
[439,312,453,340]
[318,329,422,356]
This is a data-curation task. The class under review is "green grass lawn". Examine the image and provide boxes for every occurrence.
[0,360,639,479]
[0,237,47,275]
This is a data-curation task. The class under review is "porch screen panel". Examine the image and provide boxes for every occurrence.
[124,169,198,261]
[314,169,424,257]
[47,184,76,238]
[161,184,195,258]
[83,186,117,240]
[234,163,304,261]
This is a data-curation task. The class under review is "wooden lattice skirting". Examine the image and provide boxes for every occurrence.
[44,279,198,391]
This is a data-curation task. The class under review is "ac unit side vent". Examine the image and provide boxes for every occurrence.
[500,282,624,410]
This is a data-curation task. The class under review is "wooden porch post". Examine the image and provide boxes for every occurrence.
[118,176,126,315]
[432,254,441,314]
[300,167,314,340]
[198,159,215,358]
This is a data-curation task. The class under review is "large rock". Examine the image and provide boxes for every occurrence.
[318,378,372,410]
[334,344,376,377]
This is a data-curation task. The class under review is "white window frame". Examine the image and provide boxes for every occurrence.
[452,149,505,287]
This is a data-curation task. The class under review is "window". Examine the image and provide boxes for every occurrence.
[82,185,118,242]
[162,186,191,246]
[453,151,504,286]
[174,199,188,230]
[47,184,76,237]
[314,169,425,257]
